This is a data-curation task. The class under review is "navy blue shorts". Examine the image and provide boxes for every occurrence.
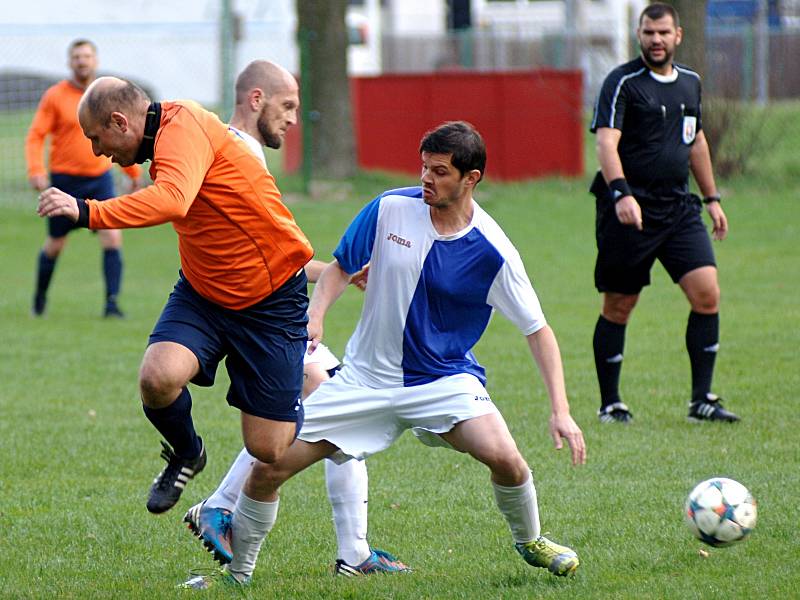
[48,171,115,238]
[149,271,309,422]
[594,194,716,295]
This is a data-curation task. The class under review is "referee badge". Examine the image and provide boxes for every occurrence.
[682,116,697,144]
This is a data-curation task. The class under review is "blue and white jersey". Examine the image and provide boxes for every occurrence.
[334,186,546,388]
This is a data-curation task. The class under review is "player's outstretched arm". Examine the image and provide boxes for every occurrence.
[305,259,369,290]
[525,326,586,466]
[306,260,352,352]
[304,259,332,284]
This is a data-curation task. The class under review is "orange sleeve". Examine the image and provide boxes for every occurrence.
[24,89,56,178]
[87,111,214,229]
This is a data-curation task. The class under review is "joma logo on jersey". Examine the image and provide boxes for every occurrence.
[474,395,492,402]
[387,232,412,248]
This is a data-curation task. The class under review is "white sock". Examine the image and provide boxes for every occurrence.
[206,448,255,512]
[492,471,540,544]
[325,458,371,565]
[229,492,279,580]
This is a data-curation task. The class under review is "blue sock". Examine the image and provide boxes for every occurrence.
[103,248,123,305]
[35,250,56,299]
[142,387,202,459]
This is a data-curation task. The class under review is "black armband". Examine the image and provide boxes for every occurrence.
[75,198,91,228]
[702,194,721,205]
[608,178,633,201]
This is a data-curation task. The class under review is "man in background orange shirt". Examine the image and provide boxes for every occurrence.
[37,74,314,516]
[25,39,141,317]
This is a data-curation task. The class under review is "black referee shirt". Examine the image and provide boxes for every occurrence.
[590,56,703,201]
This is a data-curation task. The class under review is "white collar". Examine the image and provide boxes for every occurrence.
[649,68,678,83]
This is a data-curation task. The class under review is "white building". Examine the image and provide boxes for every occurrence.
[0,0,644,106]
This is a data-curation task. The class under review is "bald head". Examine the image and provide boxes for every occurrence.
[230,60,299,150]
[79,76,151,127]
[78,76,152,167]
[234,60,297,105]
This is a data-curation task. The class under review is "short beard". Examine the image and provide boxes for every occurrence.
[73,70,94,87]
[642,45,673,68]
[257,118,282,150]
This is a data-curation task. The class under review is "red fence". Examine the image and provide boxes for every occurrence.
[284,70,583,181]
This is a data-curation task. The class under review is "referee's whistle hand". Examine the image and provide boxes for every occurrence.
[37,187,79,222]
[614,195,643,230]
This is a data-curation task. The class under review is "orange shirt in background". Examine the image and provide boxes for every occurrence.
[86,100,313,310]
[25,79,140,181]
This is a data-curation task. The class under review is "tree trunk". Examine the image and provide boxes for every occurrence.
[296,0,356,179]
[672,0,707,77]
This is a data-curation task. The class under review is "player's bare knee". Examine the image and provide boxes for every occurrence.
[244,440,288,465]
[602,294,638,324]
[138,362,181,406]
[43,237,66,257]
[483,450,529,482]
[690,287,720,314]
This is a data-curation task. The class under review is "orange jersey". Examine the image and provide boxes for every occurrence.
[86,100,313,310]
[25,80,140,181]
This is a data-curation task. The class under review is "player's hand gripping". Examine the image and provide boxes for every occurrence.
[549,413,587,466]
[615,195,643,230]
[307,316,323,356]
[348,264,370,291]
[706,201,728,241]
[37,187,79,222]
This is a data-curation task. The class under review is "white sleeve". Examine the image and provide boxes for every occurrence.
[486,250,546,336]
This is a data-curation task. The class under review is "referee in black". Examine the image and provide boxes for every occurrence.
[589,2,739,424]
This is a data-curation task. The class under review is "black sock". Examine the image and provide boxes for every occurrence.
[142,387,202,459]
[35,250,56,299]
[593,315,626,408]
[103,248,123,305]
[686,311,719,404]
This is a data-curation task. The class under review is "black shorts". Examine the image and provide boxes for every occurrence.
[47,171,115,238]
[149,270,309,422]
[594,193,716,295]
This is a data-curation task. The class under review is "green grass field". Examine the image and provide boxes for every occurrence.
[1,118,799,599]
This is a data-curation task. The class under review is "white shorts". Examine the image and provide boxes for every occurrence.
[298,367,500,463]
[303,342,340,372]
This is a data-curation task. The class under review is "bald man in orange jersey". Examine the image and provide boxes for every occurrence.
[26,39,142,317]
[178,61,407,580]
[38,74,314,515]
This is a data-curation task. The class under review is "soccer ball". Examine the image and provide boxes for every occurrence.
[684,477,757,547]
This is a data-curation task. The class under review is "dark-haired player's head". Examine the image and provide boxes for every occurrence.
[419,121,486,181]
[418,121,486,208]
